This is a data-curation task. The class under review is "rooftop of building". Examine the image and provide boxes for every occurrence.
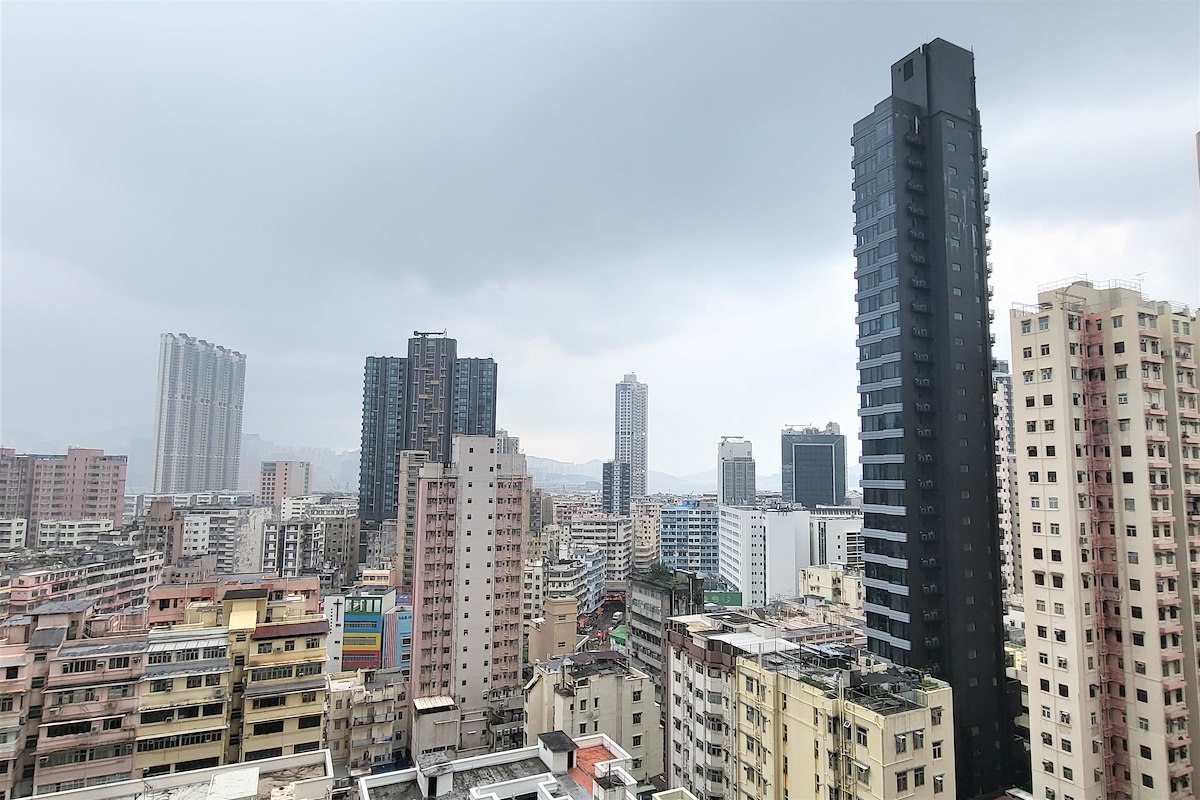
[359,733,631,800]
[30,751,331,800]
[753,645,949,715]
[538,649,636,682]
[27,598,97,615]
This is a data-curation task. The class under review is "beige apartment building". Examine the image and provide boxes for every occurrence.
[1012,279,1198,800]
[259,461,312,508]
[798,563,865,613]
[734,650,955,800]
[523,650,663,783]
[526,594,578,663]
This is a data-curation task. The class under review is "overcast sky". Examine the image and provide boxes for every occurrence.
[2,1,1197,479]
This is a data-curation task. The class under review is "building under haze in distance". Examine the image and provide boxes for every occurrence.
[781,422,847,507]
[0,447,127,530]
[1012,280,1198,800]
[852,38,1011,796]
[717,436,756,505]
[614,372,649,500]
[152,333,246,493]
[358,332,497,523]
[258,460,312,508]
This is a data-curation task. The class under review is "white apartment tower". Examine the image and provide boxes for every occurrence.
[615,373,649,501]
[718,436,756,505]
[994,360,1023,604]
[1012,279,1198,800]
[152,333,247,493]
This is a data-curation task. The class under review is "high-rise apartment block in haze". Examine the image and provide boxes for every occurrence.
[853,39,1010,796]
[259,460,312,507]
[152,333,246,493]
[358,332,497,523]
[0,447,127,529]
[1012,280,1198,800]
[614,372,649,500]
[781,422,846,506]
[717,436,756,505]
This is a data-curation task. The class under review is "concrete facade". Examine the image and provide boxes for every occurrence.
[717,437,756,506]
[259,461,312,508]
[1012,280,1198,800]
[614,373,649,501]
[152,334,246,494]
[408,436,530,756]
[0,448,127,530]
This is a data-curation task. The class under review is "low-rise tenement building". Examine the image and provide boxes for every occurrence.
[0,520,26,550]
[35,519,116,549]
[798,562,865,613]
[147,573,320,627]
[733,646,956,799]
[6,548,164,617]
[523,650,663,785]
[358,729,693,800]
[324,667,409,778]
[31,749,334,800]
[262,518,325,579]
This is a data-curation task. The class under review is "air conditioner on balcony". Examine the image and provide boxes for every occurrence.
[46,707,59,717]
[214,688,226,698]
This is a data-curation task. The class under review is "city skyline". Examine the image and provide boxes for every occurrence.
[2,4,1195,479]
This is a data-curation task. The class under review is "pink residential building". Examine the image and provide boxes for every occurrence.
[409,435,530,756]
[258,461,312,508]
[0,447,127,531]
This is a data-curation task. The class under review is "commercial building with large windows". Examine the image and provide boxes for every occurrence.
[852,39,1011,797]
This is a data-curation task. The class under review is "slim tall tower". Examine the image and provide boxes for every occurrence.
[853,39,1010,797]
[717,437,756,506]
[1012,281,1198,800]
[614,373,649,500]
[152,333,246,493]
[993,361,1023,605]
[409,436,530,754]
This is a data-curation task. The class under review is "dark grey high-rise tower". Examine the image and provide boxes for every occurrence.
[781,423,846,507]
[359,333,498,524]
[853,39,1010,798]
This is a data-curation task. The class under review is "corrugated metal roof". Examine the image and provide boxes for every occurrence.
[412,696,457,712]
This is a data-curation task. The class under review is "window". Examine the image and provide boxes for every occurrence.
[1039,317,1049,331]
[914,767,925,787]
[897,771,909,792]
[1022,320,1032,334]
[932,740,942,758]
[1114,341,1125,353]
[632,735,642,747]
[933,775,945,794]
[895,734,907,753]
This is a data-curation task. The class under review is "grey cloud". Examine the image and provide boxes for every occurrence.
[3,1,1197,476]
